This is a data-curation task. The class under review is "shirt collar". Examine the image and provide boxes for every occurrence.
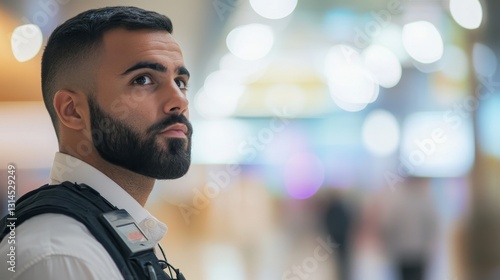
[49,152,167,243]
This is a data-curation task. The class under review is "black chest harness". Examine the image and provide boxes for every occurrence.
[0,181,185,280]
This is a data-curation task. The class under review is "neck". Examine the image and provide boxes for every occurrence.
[93,161,155,207]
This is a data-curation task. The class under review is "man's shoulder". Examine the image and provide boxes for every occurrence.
[0,213,109,256]
[0,213,121,279]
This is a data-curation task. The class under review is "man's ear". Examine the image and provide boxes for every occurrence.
[53,89,87,131]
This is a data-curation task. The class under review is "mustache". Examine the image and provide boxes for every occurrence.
[146,114,193,137]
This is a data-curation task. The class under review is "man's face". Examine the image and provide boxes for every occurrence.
[88,29,192,179]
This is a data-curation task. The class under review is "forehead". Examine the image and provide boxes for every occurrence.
[98,28,184,73]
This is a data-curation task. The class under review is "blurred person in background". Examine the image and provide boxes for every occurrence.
[380,177,438,280]
[0,6,192,280]
[322,188,354,280]
[351,191,391,280]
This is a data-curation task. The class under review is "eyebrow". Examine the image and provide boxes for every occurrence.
[121,62,166,75]
[120,61,190,78]
[177,66,190,79]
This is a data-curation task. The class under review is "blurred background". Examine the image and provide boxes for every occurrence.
[0,0,499,279]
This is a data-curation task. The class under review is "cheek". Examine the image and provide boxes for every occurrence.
[95,80,121,105]
[125,107,157,131]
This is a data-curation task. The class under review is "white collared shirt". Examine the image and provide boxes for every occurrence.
[0,153,167,280]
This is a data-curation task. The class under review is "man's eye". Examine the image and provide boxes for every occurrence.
[176,79,187,90]
[132,75,153,85]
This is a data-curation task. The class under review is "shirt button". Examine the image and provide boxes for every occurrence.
[145,219,157,229]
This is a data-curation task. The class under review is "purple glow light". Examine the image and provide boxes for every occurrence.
[284,153,325,199]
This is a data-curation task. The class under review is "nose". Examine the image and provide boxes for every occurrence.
[162,83,189,115]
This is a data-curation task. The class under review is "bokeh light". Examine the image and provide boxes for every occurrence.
[249,0,298,19]
[473,43,497,77]
[372,23,409,64]
[191,119,250,164]
[284,152,325,199]
[400,111,475,177]
[194,70,247,119]
[449,0,483,30]
[402,21,444,64]
[362,44,402,88]
[226,24,274,60]
[362,109,400,157]
[11,24,43,62]
[194,89,242,119]
[325,44,379,112]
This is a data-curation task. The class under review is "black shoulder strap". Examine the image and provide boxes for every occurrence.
[0,181,169,280]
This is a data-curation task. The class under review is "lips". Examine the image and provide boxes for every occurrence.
[159,123,188,138]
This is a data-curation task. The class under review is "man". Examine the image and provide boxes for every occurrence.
[0,6,192,280]
[380,177,438,280]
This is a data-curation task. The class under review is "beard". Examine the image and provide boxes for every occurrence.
[87,96,192,179]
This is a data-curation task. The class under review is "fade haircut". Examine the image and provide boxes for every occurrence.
[41,6,173,136]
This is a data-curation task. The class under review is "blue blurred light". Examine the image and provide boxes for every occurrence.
[478,93,500,157]
[322,9,357,42]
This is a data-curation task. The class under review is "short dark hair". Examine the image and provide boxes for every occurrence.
[41,6,173,136]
